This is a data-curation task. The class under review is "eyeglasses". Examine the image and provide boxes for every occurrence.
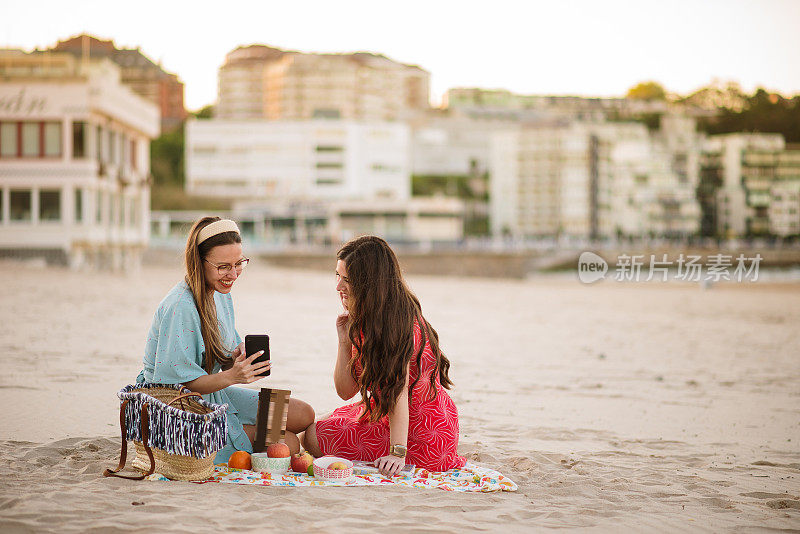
[205,258,250,275]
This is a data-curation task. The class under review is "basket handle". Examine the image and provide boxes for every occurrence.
[167,391,203,408]
[103,400,155,480]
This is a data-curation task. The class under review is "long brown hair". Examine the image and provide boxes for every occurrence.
[339,235,453,422]
[185,216,241,374]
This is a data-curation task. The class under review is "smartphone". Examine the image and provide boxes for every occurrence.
[244,334,270,377]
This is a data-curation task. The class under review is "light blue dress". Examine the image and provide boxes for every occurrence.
[136,280,257,464]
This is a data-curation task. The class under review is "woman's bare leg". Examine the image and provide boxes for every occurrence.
[301,420,323,457]
[287,398,315,434]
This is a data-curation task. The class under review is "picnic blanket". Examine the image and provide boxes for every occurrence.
[146,462,518,493]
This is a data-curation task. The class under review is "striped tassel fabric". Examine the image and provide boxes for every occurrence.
[117,383,228,459]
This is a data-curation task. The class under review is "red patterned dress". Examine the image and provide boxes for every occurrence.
[314,321,466,472]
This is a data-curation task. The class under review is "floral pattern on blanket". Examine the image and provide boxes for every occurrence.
[147,462,517,492]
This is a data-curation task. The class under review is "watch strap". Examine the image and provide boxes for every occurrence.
[389,444,407,458]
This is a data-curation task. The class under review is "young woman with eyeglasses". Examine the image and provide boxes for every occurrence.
[135,216,315,462]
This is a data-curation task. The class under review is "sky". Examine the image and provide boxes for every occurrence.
[3,0,800,111]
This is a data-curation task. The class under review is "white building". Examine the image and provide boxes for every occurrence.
[328,196,463,244]
[703,133,785,237]
[0,51,159,268]
[490,121,590,238]
[770,180,800,237]
[445,87,674,122]
[489,117,701,240]
[702,133,800,238]
[151,196,464,247]
[598,117,700,238]
[771,149,800,237]
[410,114,498,177]
[186,119,411,201]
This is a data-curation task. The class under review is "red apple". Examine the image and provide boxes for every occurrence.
[266,442,290,458]
[290,451,313,473]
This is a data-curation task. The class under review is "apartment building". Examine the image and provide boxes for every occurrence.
[770,149,800,237]
[445,87,672,122]
[186,119,411,201]
[702,134,800,237]
[410,114,501,177]
[50,34,186,132]
[216,45,284,119]
[217,45,430,121]
[0,51,159,268]
[489,117,700,240]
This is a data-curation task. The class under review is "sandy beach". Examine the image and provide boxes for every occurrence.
[0,257,798,532]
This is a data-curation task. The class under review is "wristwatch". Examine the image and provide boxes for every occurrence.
[389,444,408,458]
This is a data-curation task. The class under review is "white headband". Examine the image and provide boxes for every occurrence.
[197,219,240,245]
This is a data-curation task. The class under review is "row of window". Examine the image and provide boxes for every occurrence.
[0,121,138,170]
[0,122,62,158]
[2,189,61,221]
[0,188,140,226]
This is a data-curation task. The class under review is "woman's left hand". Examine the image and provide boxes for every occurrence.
[375,455,405,477]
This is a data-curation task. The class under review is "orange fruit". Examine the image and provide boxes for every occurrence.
[228,451,251,470]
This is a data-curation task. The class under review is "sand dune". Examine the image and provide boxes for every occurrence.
[0,259,798,532]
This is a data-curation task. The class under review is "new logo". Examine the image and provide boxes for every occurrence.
[578,252,608,283]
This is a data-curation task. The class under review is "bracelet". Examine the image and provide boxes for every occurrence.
[389,444,407,458]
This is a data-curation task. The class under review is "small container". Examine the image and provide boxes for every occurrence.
[251,453,290,475]
[313,456,354,482]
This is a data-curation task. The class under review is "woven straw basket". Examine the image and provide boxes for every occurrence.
[104,383,228,482]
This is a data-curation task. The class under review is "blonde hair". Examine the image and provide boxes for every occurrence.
[184,216,241,374]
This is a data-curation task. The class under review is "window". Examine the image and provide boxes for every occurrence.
[129,198,137,227]
[39,189,61,221]
[44,123,61,157]
[116,195,124,228]
[96,125,104,163]
[371,163,399,172]
[0,189,3,221]
[22,122,39,156]
[240,220,255,236]
[169,221,186,236]
[121,135,128,170]
[96,190,103,223]
[72,121,86,158]
[316,162,343,169]
[108,130,115,165]
[130,139,137,170]
[1,123,17,157]
[109,193,116,227]
[312,109,341,119]
[315,145,344,152]
[75,188,83,223]
[10,190,32,221]
[193,145,217,155]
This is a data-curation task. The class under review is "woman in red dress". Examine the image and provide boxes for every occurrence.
[303,236,466,476]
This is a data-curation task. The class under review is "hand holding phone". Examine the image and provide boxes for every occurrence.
[245,334,270,377]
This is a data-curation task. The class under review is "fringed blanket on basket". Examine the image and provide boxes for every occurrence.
[104,383,228,481]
